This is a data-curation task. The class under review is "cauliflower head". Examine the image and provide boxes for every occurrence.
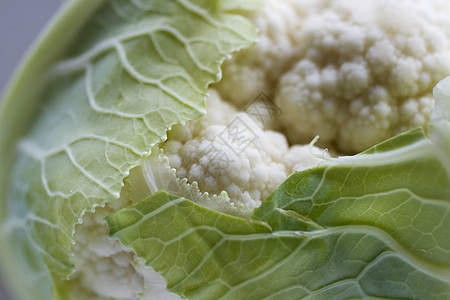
[215,0,450,153]
[2,1,450,300]
[54,0,450,298]
[66,1,450,298]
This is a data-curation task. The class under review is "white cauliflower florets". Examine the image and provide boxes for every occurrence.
[160,90,325,210]
[213,0,300,106]
[72,201,144,300]
[215,0,450,153]
[71,176,182,300]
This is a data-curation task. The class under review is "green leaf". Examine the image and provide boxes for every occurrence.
[106,78,450,299]
[218,0,264,12]
[107,191,450,299]
[0,0,256,299]
[255,126,450,266]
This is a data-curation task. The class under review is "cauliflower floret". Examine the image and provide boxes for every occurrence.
[71,176,182,300]
[161,90,308,210]
[213,0,303,107]
[216,0,450,153]
[71,200,144,299]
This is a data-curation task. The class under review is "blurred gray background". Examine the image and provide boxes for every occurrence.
[0,1,62,299]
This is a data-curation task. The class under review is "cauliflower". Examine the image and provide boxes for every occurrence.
[61,1,450,298]
[215,0,450,153]
[2,1,450,300]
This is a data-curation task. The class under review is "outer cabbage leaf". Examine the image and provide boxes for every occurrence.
[0,0,257,299]
[106,77,450,299]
